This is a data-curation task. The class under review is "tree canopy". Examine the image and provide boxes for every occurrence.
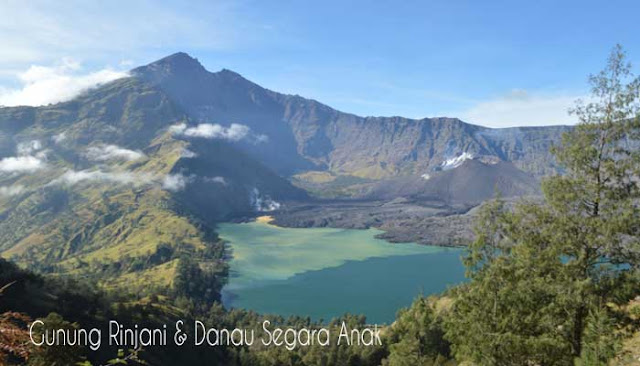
[445,45,640,365]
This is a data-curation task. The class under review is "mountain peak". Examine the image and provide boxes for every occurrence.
[132,52,207,80]
[152,52,203,68]
[163,51,199,62]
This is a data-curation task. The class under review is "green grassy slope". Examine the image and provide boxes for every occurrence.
[0,75,304,294]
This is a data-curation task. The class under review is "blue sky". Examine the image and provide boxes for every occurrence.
[0,0,638,127]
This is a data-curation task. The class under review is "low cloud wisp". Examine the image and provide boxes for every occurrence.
[0,156,46,173]
[53,170,154,186]
[0,185,26,197]
[85,144,145,162]
[162,173,193,192]
[0,139,48,173]
[51,169,193,193]
[170,123,267,143]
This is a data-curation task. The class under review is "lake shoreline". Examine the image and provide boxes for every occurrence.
[232,212,469,249]
[218,220,466,324]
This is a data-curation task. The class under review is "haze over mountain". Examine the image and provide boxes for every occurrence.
[0,52,569,291]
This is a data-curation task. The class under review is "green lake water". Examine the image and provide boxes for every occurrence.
[218,221,466,324]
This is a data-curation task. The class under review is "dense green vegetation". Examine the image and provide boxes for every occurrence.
[1,46,639,365]
[443,45,640,365]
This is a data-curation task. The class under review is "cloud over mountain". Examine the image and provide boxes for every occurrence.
[162,173,192,192]
[170,123,249,140]
[0,185,25,197]
[85,144,145,162]
[51,132,67,144]
[169,123,267,143]
[0,156,46,173]
[180,148,197,158]
[0,59,127,106]
[53,170,155,186]
[16,139,42,155]
[0,139,48,173]
[50,169,195,193]
[205,176,227,185]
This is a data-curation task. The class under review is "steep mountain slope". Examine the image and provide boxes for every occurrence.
[132,52,569,181]
[132,53,318,176]
[0,75,306,290]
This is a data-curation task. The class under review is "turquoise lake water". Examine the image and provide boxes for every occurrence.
[218,221,466,324]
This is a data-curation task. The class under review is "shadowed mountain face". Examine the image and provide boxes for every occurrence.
[133,53,569,180]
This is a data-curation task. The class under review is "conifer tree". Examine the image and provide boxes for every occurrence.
[445,45,640,365]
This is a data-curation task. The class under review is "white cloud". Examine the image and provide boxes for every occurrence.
[0,59,128,106]
[0,140,48,174]
[250,187,281,212]
[170,123,269,143]
[0,156,46,173]
[17,140,42,155]
[254,133,269,143]
[85,144,145,162]
[458,89,582,128]
[170,123,251,141]
[205,176,227,185]
[168,124,188,135]
[180,148,197,158]
[162,173,192,192]
[52,132,67,144]
[51,169,195,192]
[52,169,154,186]
[0,185,26,197]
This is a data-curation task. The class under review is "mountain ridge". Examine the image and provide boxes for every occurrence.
[129,52,569,181]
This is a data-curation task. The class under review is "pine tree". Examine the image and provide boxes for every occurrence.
[444,45,640,365]
[577,308,619,366]
[384,297,452,366]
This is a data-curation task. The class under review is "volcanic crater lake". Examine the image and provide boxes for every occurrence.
[219,219,466,324]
